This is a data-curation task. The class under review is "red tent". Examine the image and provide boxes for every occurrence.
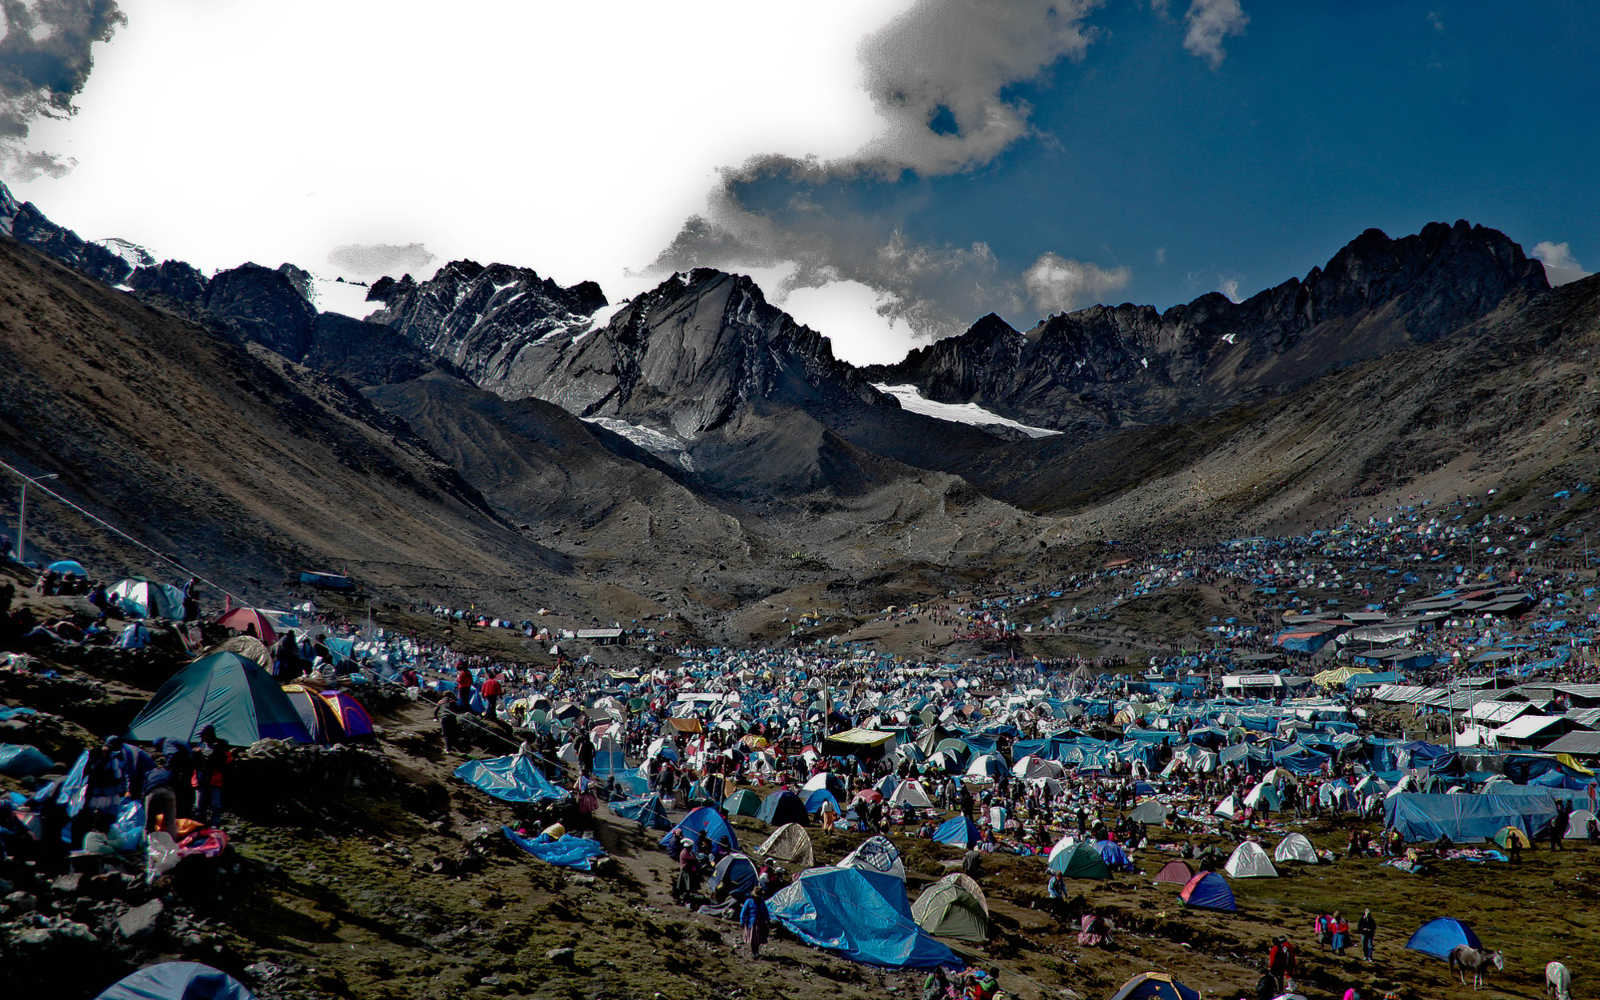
[218,608,277,646]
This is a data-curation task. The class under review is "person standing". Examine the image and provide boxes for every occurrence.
[182,577,200,622]
[1330,911,1350,955]
[194,725,230,826]
[142,752,179,839]
[1357,908,1377,961]
[740,886,770,958]
[455,664,474,711]
[480,672,504,722]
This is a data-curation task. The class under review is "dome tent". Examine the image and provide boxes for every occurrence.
[1110,972,1201,1000]
[1048,839,1110,879]
[318,690,375,737]
[127,652,312,746]
[724,788,762,816]
[95,962,257,1000]
[281,685,346,744]
[912,873,990,942]
[1405,917,1482,959]
[1153,859,1194,885]
[708,853,761,899]
[934,815,981,848]
[659,806,738,853]
[756,822,814,870]
[1128,799,1169,825]
[1177,871,1235,912]
[758,789,808,826]
[768,866,960,969]
[109,578,184,620]
[889,780,934,809]
[611,794,671,830]
[1224,840,1278,878]
[1273,833,1318,864]
[841,835,905,880]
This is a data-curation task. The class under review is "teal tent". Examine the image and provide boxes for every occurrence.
[126,652,311,746]
[612,793,671,829]
[109,578,184,620]
[724,788,762,816]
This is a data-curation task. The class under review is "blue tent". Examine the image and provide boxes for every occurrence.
[805,789,841,815]
[768,867,961,969]
[454,755,567,803]
[1406,918,1483,959]
[1095,839,1133,871]
[1177,871,1236,912]
[660,806,739,853]
[95,962,257,1000]
[611,794,671,830]
[504,827,606,870]
[708,853,760,898]
[1385,793,1557,843]
[758,789,808,826]
[934,816,981,848]
[126,652,311,746]
[1109,972,1202,1000]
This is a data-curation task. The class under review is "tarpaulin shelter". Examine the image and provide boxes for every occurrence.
[1109,972,1202,1000]
[454,755,567,803]
[768,866,961,969]
[1273,833,1318,864]
[95,962,257,1000]
[660,806,739,853]
[1153,859,1194,884]
[110,579,185,621]
[611,794,671,830]
[1177,871,1235,912]
[1096,839,1133,871]
[723,788,762,816]
[934,816,981,848]
[822,727,896,758]
[912,873,989,942]
[0,743,53,777]
[318,691,374,737]
[758,789,808,826]
[756,822,814,870]
[1224,841,1278,877]
[1384,792,1557,843]
[840,835,905,880]
[127,652,312,746]
[216,608,277,646]
[1049,839,1110,878]
[1405,917,1483,959]
[503,827,605,870]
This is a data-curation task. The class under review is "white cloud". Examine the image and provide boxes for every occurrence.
[1155,247,1166,264]
[327,242,435,278]
[1428,10,1445,32]
[1023,253,1131,314]
[1531,241,1592,286]
[1182,0,1249,69]
[1218,277,1242,302]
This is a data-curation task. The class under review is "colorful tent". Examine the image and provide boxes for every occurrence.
[95,962,257,1000]
[281,686,346,744]
[454,755,567,803]
[758,789,808,826]
[1224,841,1278,878]
[110,578,184,620]
[934,816,981,848]
[1049,839,1110,878]
[127,652,311,746]
[611,794,671,830]
[840,835,905,880]
[1153,859,1194,885]
[768,866,960,969]
[660,806,739,853]
[1405,918,1482,959]
[912,873,989,942]
[1492,826,1531,849]
[1177,871,1236,912]
[318,691,375,736]
[216,608,278,646]
[1109,972,1202,1000]
[756,822,814,870]
[724,788,762,816]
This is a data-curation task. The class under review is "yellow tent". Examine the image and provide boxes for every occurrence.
[1313,665,1374,687]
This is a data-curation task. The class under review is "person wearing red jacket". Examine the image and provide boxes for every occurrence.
[1267,936,1299,992]
[480,673,504,722]
[455,666,473,711]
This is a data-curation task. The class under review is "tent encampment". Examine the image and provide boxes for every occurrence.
[1405,917,1483,959]
[1177,871,1236,912]
[768,866,960,969]
[912,873,990,942]
[660,806,738,854]
[756,822,814,870]
[934,816,981,848]
[1153,859,1194,885]
[1273,833,1318,864]
[95,962,257,1000]
[127,652,311,746]
[1049,839,1110,879]
[1224,841,1278,878]
[840,835,905,880]
[724,789,762,816]
[1109,972,1201,1000]
[758,789,808,826]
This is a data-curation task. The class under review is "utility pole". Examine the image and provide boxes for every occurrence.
[15,473,59,567]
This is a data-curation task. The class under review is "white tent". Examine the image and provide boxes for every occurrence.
[1273,833,1318,864]
[840,835,905,880]
[756,823,814,870]
[1224,840,1279,878]
[1213,794,1242,820]
[890,780,934,809]
[1565,809,1596,839]
[1014,756,1063,780]
[1128,800,1169,825]
[1244,781,1282,811]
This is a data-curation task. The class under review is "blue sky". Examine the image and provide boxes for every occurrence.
[4,1,1596,364]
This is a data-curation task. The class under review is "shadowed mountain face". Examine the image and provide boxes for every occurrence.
[864,221,1550,435]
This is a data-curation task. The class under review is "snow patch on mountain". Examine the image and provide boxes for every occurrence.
[871,383,1061,438]
[582,417,695,470]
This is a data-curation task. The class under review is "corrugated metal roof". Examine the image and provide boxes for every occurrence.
[1541,731,1600,756]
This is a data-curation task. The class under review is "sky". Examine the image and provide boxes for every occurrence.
[2,0,1596,364]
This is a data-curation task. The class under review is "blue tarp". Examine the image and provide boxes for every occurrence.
[503,827,606,870]
[454,755,567,803]
[659,806,739,853]
[1095,839,1133,871]
[610,794,671,830]
[769,867,961,969]
[1385,792,1558,843]
[1405,917,1483,959]
[0,744,53,777]
[95,962,258,1000]
[934,816,980,848]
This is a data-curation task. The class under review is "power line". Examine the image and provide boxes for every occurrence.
[0,456,239,601]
